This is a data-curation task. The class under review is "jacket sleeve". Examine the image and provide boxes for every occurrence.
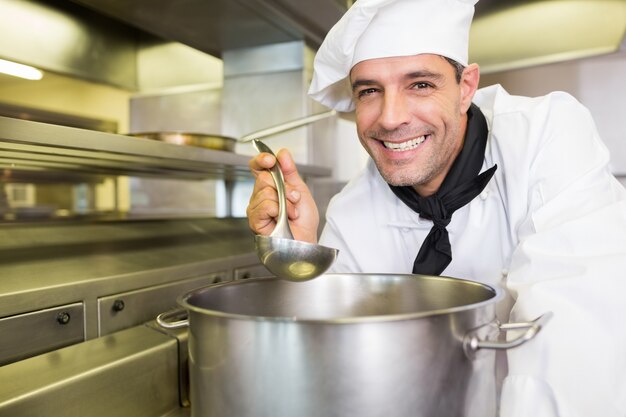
[500,93,626,417]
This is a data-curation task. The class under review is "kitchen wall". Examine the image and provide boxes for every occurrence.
[480,52,626,188]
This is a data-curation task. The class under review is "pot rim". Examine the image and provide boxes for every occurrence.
[178,273,505,324]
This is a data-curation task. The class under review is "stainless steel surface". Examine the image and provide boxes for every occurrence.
[0,302,84,365]
[0,116,332,181]
[155,262,273,328]
[254,235,340,281]
[233,263,271,280]
[222,41,306,77]
[0,0,138,89]
[465,311,553,352]
[156,309,190,330]
[51,0,626,80]
[178,274,545,417]
[129,85,223,137]
[162,409,191,417]
[70,0,626,75]
[0,217,258,338]
[98,275,227,336]
[0,217,266,415]
[252,139,338,281]
[0,102,118,133]
[70,0,346,55]
[148,320,191,408]
[472,0,626,74]
[0,325,181,417]
[129,132,237,152]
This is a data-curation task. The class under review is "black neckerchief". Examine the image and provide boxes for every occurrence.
[388,103,497,275]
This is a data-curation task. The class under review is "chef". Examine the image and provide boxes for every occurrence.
[246,0,626,415]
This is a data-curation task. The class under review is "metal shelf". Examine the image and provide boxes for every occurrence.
[0,116,331,181]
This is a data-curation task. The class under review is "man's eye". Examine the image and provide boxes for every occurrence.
[412,82,431,89]
[357,88,378,98]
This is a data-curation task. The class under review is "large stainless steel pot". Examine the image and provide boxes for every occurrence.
[157,274,550,417]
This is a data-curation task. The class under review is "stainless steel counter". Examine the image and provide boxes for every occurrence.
[0,324,188,417]
[0,217,257,316]
[0,217,269,363]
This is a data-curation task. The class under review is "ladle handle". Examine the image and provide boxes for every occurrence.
[252,139,294,240]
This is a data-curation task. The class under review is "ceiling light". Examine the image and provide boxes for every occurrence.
[0,58,43,80]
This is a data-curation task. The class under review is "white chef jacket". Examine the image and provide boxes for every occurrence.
[320,84,626,417]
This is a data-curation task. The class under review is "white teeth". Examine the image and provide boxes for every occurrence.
[383,136,426,151]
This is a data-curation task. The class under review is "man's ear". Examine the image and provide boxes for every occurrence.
[460,63,480,113]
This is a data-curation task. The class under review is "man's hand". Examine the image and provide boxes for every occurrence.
[247,148,320,244]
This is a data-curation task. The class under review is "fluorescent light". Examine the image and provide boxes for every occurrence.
[0,58,43,80]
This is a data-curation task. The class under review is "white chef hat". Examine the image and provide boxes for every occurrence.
[308,0,479,112]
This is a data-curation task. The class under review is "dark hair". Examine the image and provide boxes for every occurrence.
[443,57,465,83]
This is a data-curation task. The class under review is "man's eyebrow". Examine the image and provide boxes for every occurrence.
[351,79,377,91]
[405,70,444,81]
[351,70,444,91]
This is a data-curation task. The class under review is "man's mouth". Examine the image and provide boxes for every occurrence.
[382,135,427,152]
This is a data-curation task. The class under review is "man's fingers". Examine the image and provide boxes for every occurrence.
[247,147,308,237]
[248,187,300,221]
[248,153,276,176]
[251,170,277,195]
[275,149,306,188]
[247,198,277,233]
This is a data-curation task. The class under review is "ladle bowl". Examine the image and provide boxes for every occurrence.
[252,139,338,281]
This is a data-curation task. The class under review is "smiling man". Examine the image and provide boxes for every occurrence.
[246,0,626,415]
[351,54,478,195]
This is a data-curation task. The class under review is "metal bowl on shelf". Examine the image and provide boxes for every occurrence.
[128,132,236,152]
[127,110,336,153]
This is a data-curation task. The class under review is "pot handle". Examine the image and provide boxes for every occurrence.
[464,311,553,352]
[156,308,189,329]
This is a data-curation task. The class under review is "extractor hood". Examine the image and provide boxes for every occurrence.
[68,0,626,73]
[70,0,348,56]
[471,0,626,73]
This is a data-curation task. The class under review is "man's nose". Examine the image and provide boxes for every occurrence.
[377,91,411,130]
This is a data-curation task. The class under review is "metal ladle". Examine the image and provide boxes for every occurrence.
[253,139,339,281]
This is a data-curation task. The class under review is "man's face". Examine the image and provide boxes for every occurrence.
[350,54,477,196]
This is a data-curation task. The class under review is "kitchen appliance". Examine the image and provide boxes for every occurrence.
[158,273,551,417]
